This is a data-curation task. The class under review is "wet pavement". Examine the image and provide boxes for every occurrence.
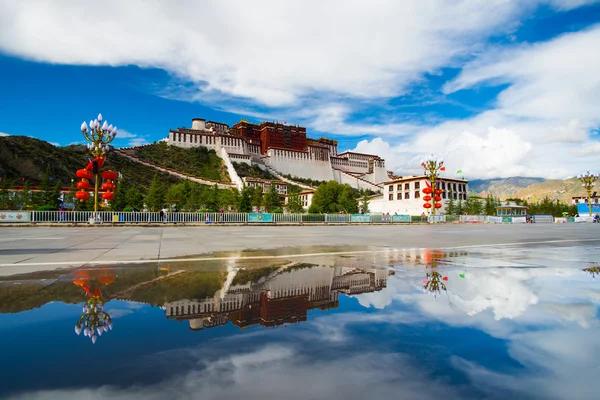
[1,242,599,400]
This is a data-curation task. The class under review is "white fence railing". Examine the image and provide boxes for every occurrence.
[3,211,594,225]
[0,211,423,225]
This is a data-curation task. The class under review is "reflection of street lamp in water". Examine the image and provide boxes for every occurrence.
[584,266,600,280]
[72,268,115,343]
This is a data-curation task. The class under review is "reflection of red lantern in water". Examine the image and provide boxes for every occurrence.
[73,267,115,343]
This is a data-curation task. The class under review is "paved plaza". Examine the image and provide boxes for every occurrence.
[0,224,598,275]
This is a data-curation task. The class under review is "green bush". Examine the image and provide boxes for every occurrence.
[36,204,57,211]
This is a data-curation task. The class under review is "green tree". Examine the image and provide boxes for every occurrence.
[180,179,193,210]
[308,181,358,214]
[238,186,252,213]
[144,173,165,211]
[165,183,185,209]
[250,186,264,211]
[0,178,10,209]
[109,182,128,211]
[203,184,220,211]
[484,195,495,215]
[466,196,484,215]
[264,185,282,212]
[19,180,32,210]
[286,188,304,213]
[445,191,456,215]
[359,190,370,214]
[125,187,144,210]
[338,185,358,214]
[37,166,54,207]
[456,197,464,215]
[49,181,62,210]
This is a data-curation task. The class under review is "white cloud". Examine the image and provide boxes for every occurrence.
[0,132,10,136]
[7,345,467,400]
[112,129,150,147]
[0,0,593,107]
[127,138,150,147]
[115,130,137,139]
[1,1,599,178]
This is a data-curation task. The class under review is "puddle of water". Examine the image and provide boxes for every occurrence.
[0,246,599,400]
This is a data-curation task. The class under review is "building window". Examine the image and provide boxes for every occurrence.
[415,191,420,199]
[442,182,445,189]
[397,184,401,191]
[404,183,410,190]
[442,192,446,199]
[397,193,402,200]
[405,192,410,199]
[389,194,393,201]
[415,182,420,189]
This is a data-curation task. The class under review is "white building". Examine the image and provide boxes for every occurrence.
[284,189,315,211]
[241,177,288,196]
[369,175,469,216]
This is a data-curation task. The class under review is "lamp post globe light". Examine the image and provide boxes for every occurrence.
[577,171,598,216]
[78,114,118,221]
[420,154,445,216]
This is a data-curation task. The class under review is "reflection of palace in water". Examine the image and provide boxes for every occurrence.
[165,261,392,330]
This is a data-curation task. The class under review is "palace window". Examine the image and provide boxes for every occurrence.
[442,182,446,189]
[405,192,410,199]
[397,184,401,191]
[404,183,410,190]
[389,194,393,201]
[415,191,420,199]
[397,193,402,200]
[442,191,446,199]
[415,182,420,189]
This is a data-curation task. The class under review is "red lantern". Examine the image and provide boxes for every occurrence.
[434,196,442,202]
[76,169,93,180]
[422,187,432,194]
[102,192,115,201]
[75,191,90,201]
[77,180,91,190]
[423,195,432,201]
[434,203,442,209]
[423,203,432,209]
[434,189,443,195]
[101,182,115,191]
[101,170,118,181]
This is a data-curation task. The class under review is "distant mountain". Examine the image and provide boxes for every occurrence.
[513,177,588,203]
[468,177,546,199]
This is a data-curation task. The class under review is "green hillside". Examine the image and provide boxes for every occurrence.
[0,136,181,190]
[130,142,230,182]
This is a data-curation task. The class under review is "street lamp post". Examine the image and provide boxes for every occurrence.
[577,171,598,217]
[420,154,445,216]
[80,114,117,217]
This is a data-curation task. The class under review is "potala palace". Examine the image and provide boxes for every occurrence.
[168,118,387,191]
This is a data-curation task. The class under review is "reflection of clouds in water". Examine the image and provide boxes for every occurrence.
[309,310,428,343]
[8,345,468,400]
[353,277,412,310]
[103,309,133,319]
[542,302,598,329]
[453,328,600,400]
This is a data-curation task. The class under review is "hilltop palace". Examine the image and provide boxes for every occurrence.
[168,118,387,192]
[167,118,468,214]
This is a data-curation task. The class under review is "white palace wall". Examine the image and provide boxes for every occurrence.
[265,148,335,182]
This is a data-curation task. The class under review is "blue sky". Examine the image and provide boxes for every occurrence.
[0,0,599,179]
